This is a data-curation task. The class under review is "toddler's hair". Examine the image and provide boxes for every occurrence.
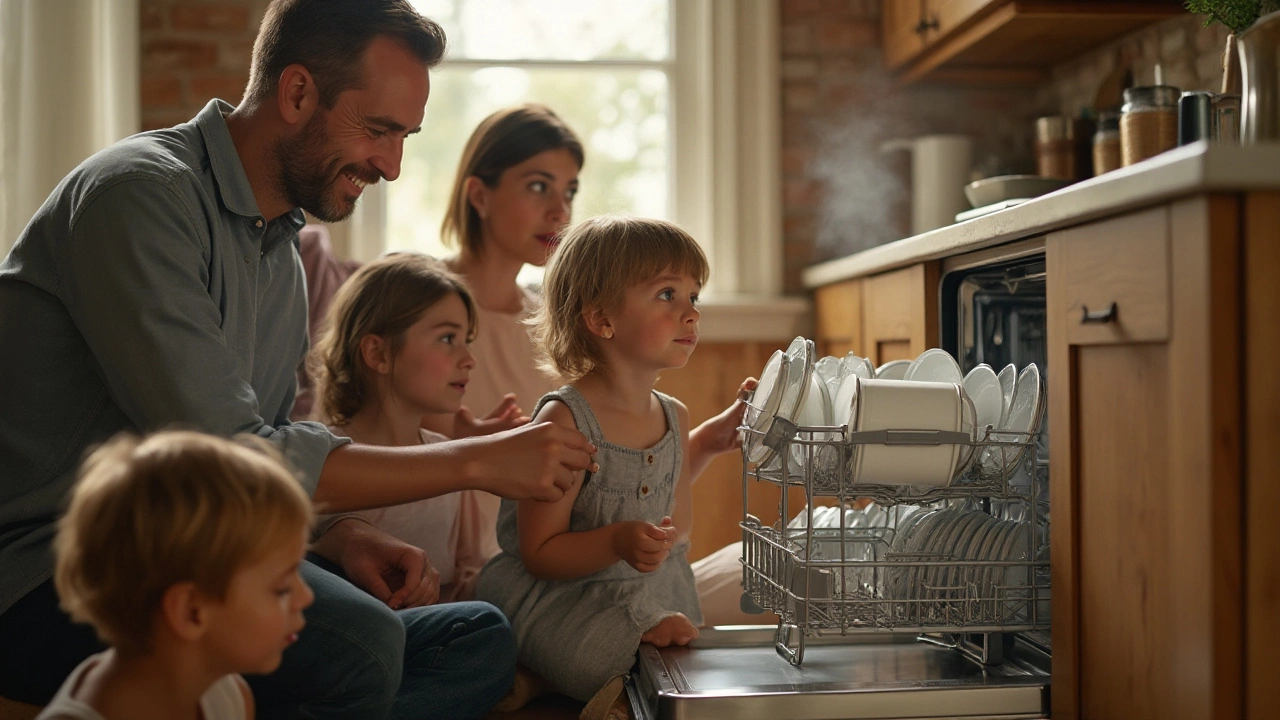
[310,252,477,425]
[533,215,708,380]
[54,430,313,656]
[441,103,584,254]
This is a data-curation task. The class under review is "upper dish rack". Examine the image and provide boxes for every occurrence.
[738,417,1050,666]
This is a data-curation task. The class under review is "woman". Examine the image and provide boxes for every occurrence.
[429,104,756,624]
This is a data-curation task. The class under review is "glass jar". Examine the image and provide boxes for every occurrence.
[1035,116,1076,180]
[1092,111,1121,176]
[1120,85,1180,166]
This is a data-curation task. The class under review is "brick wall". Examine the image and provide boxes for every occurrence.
[140,0,267,131]
[778,0,1038,292]
[1037,14,1231,117]
[777,3,1233,293]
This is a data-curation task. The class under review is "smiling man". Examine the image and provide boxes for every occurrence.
[0,1,598,718]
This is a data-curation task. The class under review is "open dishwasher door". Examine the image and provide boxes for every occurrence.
[628,627,1049,720]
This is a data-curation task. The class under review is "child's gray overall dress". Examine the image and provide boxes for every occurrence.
[476,386,703,702]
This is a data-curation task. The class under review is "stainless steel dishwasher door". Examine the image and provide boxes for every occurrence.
[628,627,1049,720]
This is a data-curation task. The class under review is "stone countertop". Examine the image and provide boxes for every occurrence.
[802,140,1280,289]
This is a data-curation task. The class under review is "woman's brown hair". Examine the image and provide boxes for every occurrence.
[440,104,584,255]
[309,253,477,425]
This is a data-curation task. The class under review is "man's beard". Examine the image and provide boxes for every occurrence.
[271,110,379,223]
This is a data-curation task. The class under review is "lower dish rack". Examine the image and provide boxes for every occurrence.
[739,418,1050,666]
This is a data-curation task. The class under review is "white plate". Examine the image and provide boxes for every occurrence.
[814,355,846,386]
[956,393,977,478]
[996,363,1017,426]
[841,353,875,381]
[791,356,832,469]
[904,348,963,385]
[761,337,813,469]
[997,364,1044,472]
[875,359,911,380]
[963,364,1003,438]
[744,350,789,464]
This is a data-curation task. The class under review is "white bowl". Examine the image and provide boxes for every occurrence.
[964,175,1071,208]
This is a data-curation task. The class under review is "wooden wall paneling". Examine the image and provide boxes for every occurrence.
[1244,192,1280,719]
[656,341,786,561]
[1167,195,1242,720]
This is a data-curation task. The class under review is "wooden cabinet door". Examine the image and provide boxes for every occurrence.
[1048,199,1243,720]
[860,263,938,366]
[813,279,863,358]
[882,0,929,69]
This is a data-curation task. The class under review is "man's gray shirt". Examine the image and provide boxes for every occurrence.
[0,99,350,614]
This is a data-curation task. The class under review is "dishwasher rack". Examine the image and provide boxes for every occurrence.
[739,416,1050,666]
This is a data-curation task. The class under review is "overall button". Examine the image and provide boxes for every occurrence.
[646,454,654,465]
[243,256,250,264]
[254,218,263,228]
[640,484,651,496]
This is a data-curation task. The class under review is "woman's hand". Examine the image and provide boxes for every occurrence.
[312,519,440,609]
[451,393,530,438]
[611,516,676,573]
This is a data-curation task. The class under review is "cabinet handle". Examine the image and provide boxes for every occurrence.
[1080,302,1118,324]
[914,15,939,35]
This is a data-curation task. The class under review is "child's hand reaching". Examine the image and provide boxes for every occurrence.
[450,393,531,438]
[612,516,677,573]
[641,612,700,647]
[689,377,758,459]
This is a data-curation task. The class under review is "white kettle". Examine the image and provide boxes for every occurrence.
[880,134,973,236]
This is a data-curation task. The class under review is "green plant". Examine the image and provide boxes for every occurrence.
[1186,0,1280,34]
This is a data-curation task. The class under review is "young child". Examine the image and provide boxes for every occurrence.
[41,431,314,720]
[307,253,493,604]
[476,215,716,717]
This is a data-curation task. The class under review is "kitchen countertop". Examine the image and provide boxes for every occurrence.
[802,140,1280,288]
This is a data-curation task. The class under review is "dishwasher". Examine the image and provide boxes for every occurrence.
[628,241,1052,720]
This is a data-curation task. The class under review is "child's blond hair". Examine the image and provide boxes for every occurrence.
[54,431,314,656]
[309,253,477,425]
[533,215,708,381]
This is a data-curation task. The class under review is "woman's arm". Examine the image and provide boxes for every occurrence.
[516,401,673,580]
[312,420,595,512]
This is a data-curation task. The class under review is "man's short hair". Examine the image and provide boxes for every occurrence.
[244,0,446,109]
[54,431,314,655]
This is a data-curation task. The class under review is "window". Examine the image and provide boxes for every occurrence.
[342,0,783,302]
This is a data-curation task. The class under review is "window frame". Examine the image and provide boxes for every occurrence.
[335,0,782,301]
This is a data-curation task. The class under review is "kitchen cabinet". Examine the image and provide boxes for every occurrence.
[881,0,1184,85]
[1047,196,1258,719]
[860,263,939,366]
[813,278,864,358]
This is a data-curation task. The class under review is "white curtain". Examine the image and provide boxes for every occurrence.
[0,0,139,256]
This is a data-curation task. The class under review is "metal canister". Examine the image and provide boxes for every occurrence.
[1035,116,1075,180]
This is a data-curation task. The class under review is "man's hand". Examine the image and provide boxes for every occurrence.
[611,516,676,573]
[312,519,439,609]
[463,421,597,502]
[450,393,530,438]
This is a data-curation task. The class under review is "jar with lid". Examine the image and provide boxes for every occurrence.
[1093,111,1121,176]
[1120,85,1179,166]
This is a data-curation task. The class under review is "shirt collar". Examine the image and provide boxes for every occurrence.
[195,99,307,230]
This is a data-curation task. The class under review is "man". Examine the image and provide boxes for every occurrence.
[0,1,594,718]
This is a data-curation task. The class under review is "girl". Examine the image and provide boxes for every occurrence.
[476,216,718,717]
[308,253,491,604]
[432,106,753,594]
[42,430,314,720]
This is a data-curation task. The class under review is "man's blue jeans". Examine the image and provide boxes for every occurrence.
[247,559,517,720]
